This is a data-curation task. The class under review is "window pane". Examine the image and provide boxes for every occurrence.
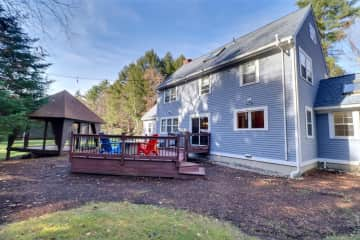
[161,120,166,132]
[200,117,208,130]
[165,90,170,103]
[172,118,179,133]
[301,65,307,79]
[251,111,265,128]
[335,125,354,137]
[242,62,256,85]
[237,112,248,129]
[170,88,177,101]
[306,110,312,123]
[307,123,313,136]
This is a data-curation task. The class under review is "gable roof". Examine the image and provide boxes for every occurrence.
[315,74,360,109]
[158,6,311,90]
[141,104,157,121]
[29,90,104,123]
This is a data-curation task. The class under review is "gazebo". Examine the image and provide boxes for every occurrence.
[7,90,104,159]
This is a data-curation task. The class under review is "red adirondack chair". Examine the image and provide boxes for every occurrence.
[137,134,159,155]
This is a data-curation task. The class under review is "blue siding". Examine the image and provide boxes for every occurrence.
[157,50,297,162]
[295,10,328,162]
[316,113,360,160]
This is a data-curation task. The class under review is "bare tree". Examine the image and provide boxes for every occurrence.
[0,0,77,38]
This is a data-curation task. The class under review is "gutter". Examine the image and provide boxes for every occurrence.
[290,42,303,178]
[158,36,294,90]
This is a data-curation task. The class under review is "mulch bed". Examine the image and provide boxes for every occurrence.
[0,155,359,240]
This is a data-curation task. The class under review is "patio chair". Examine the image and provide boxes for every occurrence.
[99,136,122,154]
[137,134,159,156]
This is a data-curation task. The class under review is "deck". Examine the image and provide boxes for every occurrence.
[69,133,210,178]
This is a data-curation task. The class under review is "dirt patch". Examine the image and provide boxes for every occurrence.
[0,155,359,240]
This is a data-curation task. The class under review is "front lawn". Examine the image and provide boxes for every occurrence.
[0,202,255,240]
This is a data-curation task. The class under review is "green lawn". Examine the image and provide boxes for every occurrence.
[0,202,256,240]
[0,139,56,160]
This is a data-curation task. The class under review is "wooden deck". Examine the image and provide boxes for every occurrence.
[69,133,210,178]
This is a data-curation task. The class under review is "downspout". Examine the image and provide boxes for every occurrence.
[290,44,302,178]
[275,34,288,161]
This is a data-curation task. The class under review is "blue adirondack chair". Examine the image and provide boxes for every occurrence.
[99,136,122,154]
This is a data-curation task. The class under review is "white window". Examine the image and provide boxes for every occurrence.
[234,106,268,130]
[305,106,314,138]
[240,60,260,86]
[299,48,313,84]
[330,111,360,138]
[199,77,210,95]
[309,23,317,44]
[160,117,179,134]
[147,122,153,135]
[164,87,177,103]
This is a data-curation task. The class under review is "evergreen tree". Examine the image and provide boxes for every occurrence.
[0,6,50,141]
[161,52,175,76]
[297,0,360,76]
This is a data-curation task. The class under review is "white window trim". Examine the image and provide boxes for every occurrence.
[233,106,268,131]
[305,106,314,139]
[198,76,211,96]
[163,87,178,104]
[328,111,360,139]
[240,59,260,87]
[160,116,179,134]
[189,113,211,132]
[299,47,314,85]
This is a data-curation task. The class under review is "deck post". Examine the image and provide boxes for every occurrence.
[121,133,126,165]
[184,132,189,162]
[69,132,73,163]
[42,120,48,150]
[176,134,180,167]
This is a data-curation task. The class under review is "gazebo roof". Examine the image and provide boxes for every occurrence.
[29,90,104,123]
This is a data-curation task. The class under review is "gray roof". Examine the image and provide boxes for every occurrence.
[141,104,157,121]
[158,6,311,90]
[315,74,360,108]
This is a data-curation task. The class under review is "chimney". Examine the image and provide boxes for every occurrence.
[183,58,192,65]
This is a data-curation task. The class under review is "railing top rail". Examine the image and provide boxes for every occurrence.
[72,133,178,140]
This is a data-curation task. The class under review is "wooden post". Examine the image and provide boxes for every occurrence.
[121,133,126,165]
[176,134,180,167]
[69,132,73,163]
[184,132,189,162]
[42,120,48,150]
[24,132,29,149]
[5,135,11,160]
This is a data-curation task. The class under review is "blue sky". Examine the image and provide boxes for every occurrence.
[38,0,360,94]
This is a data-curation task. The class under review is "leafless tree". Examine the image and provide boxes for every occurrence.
[0,0,77,38]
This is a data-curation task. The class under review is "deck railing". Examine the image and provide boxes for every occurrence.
[70,133,181,164]
[69,132,210,164]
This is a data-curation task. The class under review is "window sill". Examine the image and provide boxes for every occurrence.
[234,128,268,131]
[240,81,259,87]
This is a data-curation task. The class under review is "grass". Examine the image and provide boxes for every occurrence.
[0,139,55,160]
[0,202,257,240]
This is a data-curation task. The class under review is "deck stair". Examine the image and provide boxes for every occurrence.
[178,161,205,176]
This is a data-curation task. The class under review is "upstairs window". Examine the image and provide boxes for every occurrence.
[309,23,317,44]
[299,48,313,84]
[305,106,314,138]
[199,77,210,95]
[164,87,177,103]
[234,106,268,130]
[240,60,259,86]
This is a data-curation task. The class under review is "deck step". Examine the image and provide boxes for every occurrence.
[179,162,201,172]
[178,166,205,176]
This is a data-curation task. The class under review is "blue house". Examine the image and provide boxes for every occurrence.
[143,6,360,176]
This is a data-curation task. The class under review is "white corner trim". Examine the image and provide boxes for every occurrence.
[210,151,297,166]
[233,106,268,131]
[317,158,360,166]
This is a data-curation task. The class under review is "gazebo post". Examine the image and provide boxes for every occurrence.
[42,120,48,150]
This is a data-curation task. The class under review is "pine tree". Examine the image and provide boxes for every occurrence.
[297,0,360,76]
[0,6,50,141]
